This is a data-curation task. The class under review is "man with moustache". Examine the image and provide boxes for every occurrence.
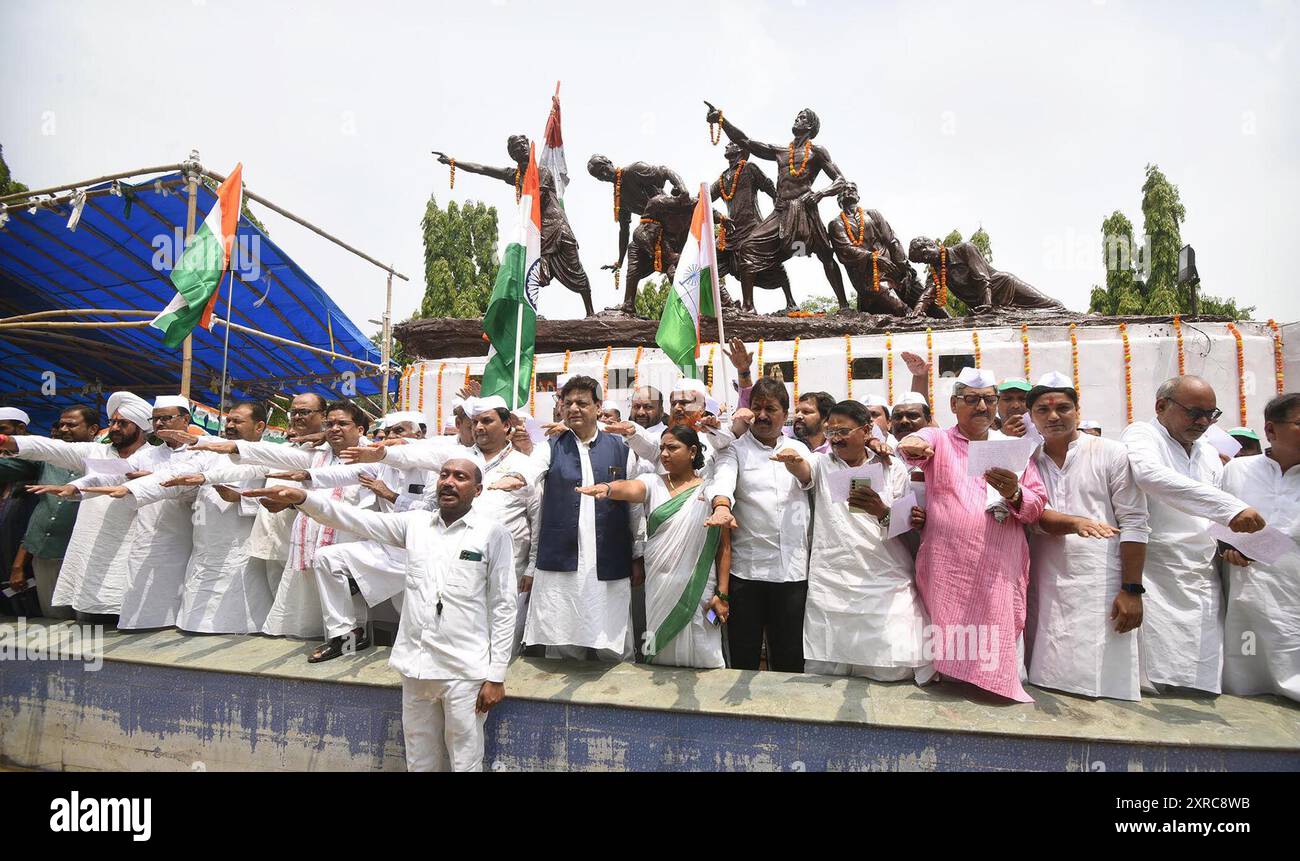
[629,387,666,434]
[897,368,1047,702]
[790,392,832,454]
[1122,375,1265,693]
[992,378,1035,440]
[3,392,163,621]
[861,394,896,446]
[245,457,516,772]
[4,406,99,619]
[1024,373,1150,701]
[890,393,932,441]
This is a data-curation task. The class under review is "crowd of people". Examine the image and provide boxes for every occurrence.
[1,337,1297,772]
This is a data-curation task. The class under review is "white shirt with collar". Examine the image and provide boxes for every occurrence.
[297,495,516,682]
[709,431,812,583]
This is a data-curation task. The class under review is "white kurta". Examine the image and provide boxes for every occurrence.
[1219,453,1300,702]
[15,436,167,615]
[523,431,648,657]
[803,452,930,674]
[638,477,724,669]
[1027,434,1150,700]
[1123,419,1249,692]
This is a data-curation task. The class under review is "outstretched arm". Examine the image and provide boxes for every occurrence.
[436,155,517,185]
[812,147,847,201]
[657,166,688,196]
[705,103,780,160]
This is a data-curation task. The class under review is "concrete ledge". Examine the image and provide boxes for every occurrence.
[3,619,1298,771]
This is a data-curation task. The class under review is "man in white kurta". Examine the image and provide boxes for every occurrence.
[1122,375,1265,693]
[3,391,158,618]
[246,458,516,772]
[779,400,930,681]
[1218,392,1300,702]
[1024,374,1150,701]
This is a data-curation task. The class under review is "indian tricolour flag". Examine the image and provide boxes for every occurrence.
[151,163,243,349]
[539,82,567,201]
[656,184,720,378]
[481,145,540,409]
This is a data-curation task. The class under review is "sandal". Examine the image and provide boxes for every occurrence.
[307,627,371,664]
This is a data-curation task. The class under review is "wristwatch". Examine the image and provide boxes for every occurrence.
[1121,583,1145,595]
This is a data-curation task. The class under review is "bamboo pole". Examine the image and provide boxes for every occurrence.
[0,164,186,204]
[381,269,393,413]
[0,308,154,323]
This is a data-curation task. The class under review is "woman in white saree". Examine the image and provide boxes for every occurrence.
[578,426,731,668]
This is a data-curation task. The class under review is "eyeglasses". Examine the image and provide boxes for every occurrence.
[289,409,324,418]
[957,395,999,407]
[1168,398,1222,424]
[825,426,864,440]
[324,420,356,430]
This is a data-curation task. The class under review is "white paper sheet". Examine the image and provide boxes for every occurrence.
[1202,425,1243,459]
[84,458,131,476]
[1208,523,1299,565]
[888,492,918,539]
[2,579,35,598]
[828,462,885,503]
[524,417,547,444]
[965,438,1039,477]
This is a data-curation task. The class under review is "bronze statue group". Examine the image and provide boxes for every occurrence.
[437,103,1066,318]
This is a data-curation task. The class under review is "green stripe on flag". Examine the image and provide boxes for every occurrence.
[481,242,537,408]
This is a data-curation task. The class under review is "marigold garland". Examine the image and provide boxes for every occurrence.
[971,328,982,368]
[1119,324,1133,425]
[1228,322,1248,427]
[602,345,612,395]
[514,169,522,205]
[465,365,471,387]
[1269,319,1284,393]
[792,336,801,400]
[654,237,663,273]
[632,345,644,391]
[930,245,948,308]
[1173,314,1186,376]
[1069,323,1081,413]
[872,251,880,292]
[562,349,571,374]
[449,158,456,189]
[756,338,765,378]
[613,168,622,222]
[926,327,935,405]
[719,160,746,202]
[1021,324,1032,379]
[706,345,715,391]
[885,331,894,404]
[840,207,867,247]
[614,269,621,294]
[845,335,854,400]
[716,225,727,252]
[788,141,812,177]
[709,111,724,145]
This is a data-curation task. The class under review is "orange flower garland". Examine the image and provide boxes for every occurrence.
[613,168,622,222]
[971,328,982,367]
[706,345,715,391]
[449,158,456,189]
[562,349,571,374]
[1269,319,1284,393]
[513,169,522,205]
[709,111,724,145]
[885,331,894,404]
[1069,323,1080,411]
[614,268,621,293]
[1021,324,1031,379]
[792,336,801,400]
[632,345,644,392]
[1119,324,1133,425]
[654,236,663,273]
[1173,314,1186,376]
[926,327,935,404]
[602,345,612,395]
[756,338,765,378]
[719,160,746,202]
[845,335,854,400]
[840,207,867,246]
[716,225,727,252]
[464,365,471,387]
[788,141,812,177]
[930,245,948,309]
[872,251,880,292]
[1228,323,1248,427]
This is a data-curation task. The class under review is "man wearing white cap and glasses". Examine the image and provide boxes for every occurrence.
[1,391,168,620]
[1023,372,1151,701]
[897,368,1047,702]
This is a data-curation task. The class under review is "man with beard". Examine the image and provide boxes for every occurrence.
[993,378,1035,440]
[437,135,595,316]
[1121,375,1264,693]
[586,154,687,314]
[245,458,516,772]
[710,142,794,310]
[826,183,915,315]
[4,406,99,619]
[897,368,1047,702]
[106,402,275,634]
[703,103,849,311]
[1024,373,1150,701]
[5,392,163,621]
[790,392,832,454]
[629,387,666,434]
[190,400,375,640]
[907,237,1066,316]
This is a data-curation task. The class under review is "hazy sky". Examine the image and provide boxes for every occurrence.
[3,0,1297,332]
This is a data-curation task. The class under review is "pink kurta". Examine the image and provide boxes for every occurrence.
[904,426,1046,702]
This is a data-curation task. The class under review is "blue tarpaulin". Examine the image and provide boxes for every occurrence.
[0,171,386,430]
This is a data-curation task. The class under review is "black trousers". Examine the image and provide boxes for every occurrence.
[726,576,807,672]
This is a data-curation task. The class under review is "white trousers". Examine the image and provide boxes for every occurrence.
[34,557,74,620]
[804,660,916,682]
[312,542,405,639]
[264,558,286,598]
[400,676,488,772]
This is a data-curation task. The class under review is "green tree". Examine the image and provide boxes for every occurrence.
[798,294,839,314]
[200,175,269,236]
[1140,164,1187,316]
[1089,210,1144,315]
[0,144,27,196]
[970,226,992,262]
[419,194,499,318]
[635,275,671,319]
[936,229,970,316]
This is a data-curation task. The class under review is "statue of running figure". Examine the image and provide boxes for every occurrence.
[711,142,795,310]
[703,102,849,312]
[435,135,595,316]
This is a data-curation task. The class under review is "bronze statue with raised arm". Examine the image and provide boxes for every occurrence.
[435,135,595,316]
[827,183,913,316]
[703,102,849,312]
[907,236,1066,316]
[710,142,795,310]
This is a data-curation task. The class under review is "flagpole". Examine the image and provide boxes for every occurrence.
[511,302,524,411]
[218,266,236,416]
[702,182,730,410]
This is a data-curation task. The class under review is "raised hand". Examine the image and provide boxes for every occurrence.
[340,445,387,465]
[488,474,527,493]
[211,484,242,504]
[241,485,308,507]
[457,380,481,400]
[160,473,205,488]
[575,483,611,499]
[1228,507,1266,534]
[603,421,637,438]
[542,422,570,438]
[265,470,311,482]
[704,505,737,530]
[704,100,722,124]
[29,484,80,498]
[155,429,202,446]
[358,474,397,502]
[190,439,239,455]
[721,336,753,374]
[82,486,130,499]
[770,449,805,466]
[124,471,152,480]
[900,351,929,377]
[897,435,934,460]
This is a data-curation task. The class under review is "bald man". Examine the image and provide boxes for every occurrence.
[1122,375,1265,694]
